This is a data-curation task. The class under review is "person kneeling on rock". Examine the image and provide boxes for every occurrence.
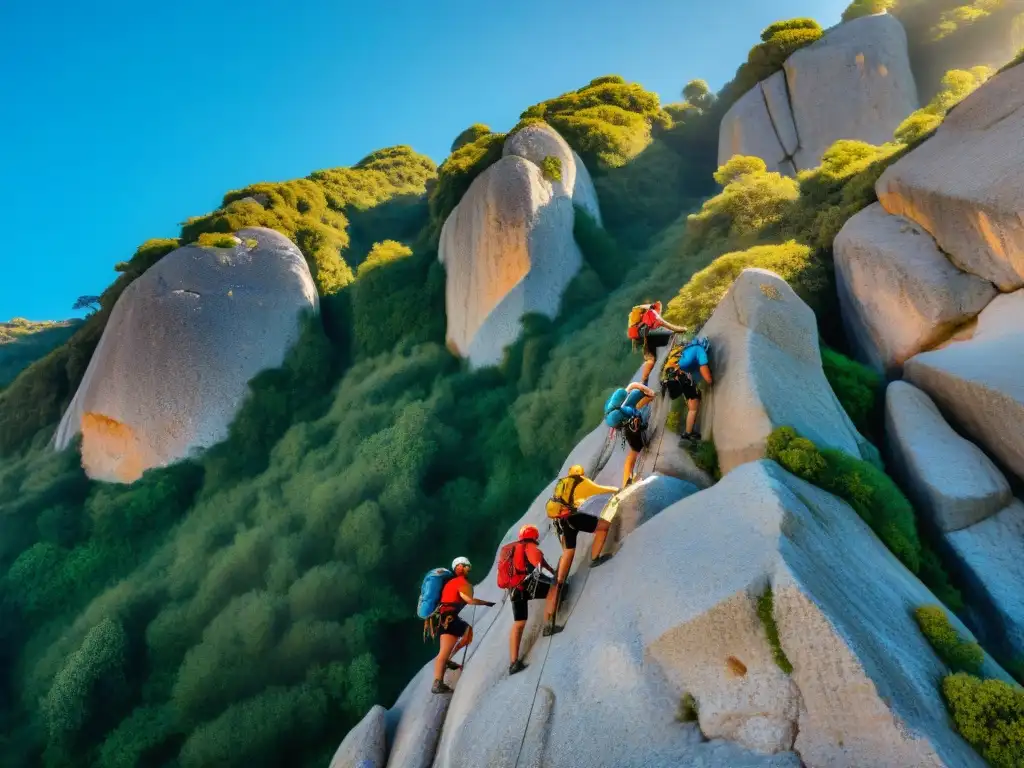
[604,381,656,487]
[431,557,495,695]
[546,465,621,590]
[660,336,713,442]
[502,525,559,675]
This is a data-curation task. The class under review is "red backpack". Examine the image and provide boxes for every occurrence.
[496,539,535,590]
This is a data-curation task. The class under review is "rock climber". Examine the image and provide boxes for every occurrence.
[546,464,621,592]
[506,524,560,676]
[627,300,688,386]
[604,381,657,488]
[660,336,713,442]
[431,556,496,695]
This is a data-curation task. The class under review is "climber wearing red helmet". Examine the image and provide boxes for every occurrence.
[506,523,558,676]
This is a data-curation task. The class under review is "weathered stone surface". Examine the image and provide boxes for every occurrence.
[384,663,453,768]
[602,473,699,546]
[53,227,318,483]
[904,290,1024,483]
[432,460,1000,767]
[834,203,997,375]
[786,13,919,170]
[885,381,1011,532]
[699,268,872,475]
[438,156,582,369]
[330,704,386,768]
[946,499,1024,659]
[503,122,602,223]
[877,63,1024,290]
[718,72,798,176]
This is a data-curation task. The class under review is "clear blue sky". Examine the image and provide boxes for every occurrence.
[0,0,847,321]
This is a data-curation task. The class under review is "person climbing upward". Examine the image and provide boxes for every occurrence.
[661,336,713,443]
[604,381,656,488]
[503,524,560,676]
[627,301,687,386]
[546,465,620,591]
[430,557,495,695]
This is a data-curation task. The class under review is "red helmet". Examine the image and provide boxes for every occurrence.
[519,524,539,541]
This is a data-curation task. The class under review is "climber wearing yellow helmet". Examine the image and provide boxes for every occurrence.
[546,465,621,586]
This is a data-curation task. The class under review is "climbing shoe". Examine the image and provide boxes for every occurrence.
[509,659,527,676]
[682,431,700,442]
[445,660,462,671]
[431,680,453,695]
[542,624,564,637]
[591,553,614,568]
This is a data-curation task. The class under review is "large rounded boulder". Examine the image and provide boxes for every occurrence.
[53,227,318,483]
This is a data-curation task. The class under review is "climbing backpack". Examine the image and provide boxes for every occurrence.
[417,567,454,620]
[604,388,634,429]
[546,475,584,519]
[496,539,534,590]
[626,304,650,341]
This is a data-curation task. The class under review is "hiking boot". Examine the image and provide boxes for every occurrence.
[591,553,614,568]
[542,624,564,637]
[431,679,454,695]
[509,659,527,676]
[445,660,462,671]
[682,431,700,442]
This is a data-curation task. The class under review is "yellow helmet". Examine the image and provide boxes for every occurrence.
[568,464,585,477]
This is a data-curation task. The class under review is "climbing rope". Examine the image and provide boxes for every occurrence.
[511,552,598,768]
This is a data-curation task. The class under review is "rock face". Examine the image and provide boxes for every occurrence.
[876,62,1024,291]
[903,290,1024,484]
[945,500,1024,659]
[699,268,872,475]
[53,227,318,483]
[503,122,602,224]
[440,124,603,369]
[885,381,1010,532]
[719,14,919,175]
[718,71,800,176]
[432,460,998,768]
[330,704,386,768]
[834,203,997,376]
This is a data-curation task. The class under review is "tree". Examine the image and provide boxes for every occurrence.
[682,79,714,110]
[72,295,100,312]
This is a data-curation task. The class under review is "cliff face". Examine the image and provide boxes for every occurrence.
[438,123,601,369]
[718,14,920,176]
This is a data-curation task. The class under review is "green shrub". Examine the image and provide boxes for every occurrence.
[761,18,821,40]
[428,131,506,236]
[681,79,714,111]
[894,67,993,145]
[573,205,624,290]
[664,241,825,331]
[688,439,720,481]
[915,605,984,674]
[676,692,699,722]
[687,158,799,247]
[196,232,238,248]
[820,346,882,438]
[842,0,893,22]
[999,47,1024,74]
[942,673,1024,767]
[722,21,823,104]
[541,155,563,182]
[757,586,793,674]
[766,427,962,609]
[450,123,491,152]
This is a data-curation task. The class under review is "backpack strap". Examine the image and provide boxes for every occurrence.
[566,476,583,512]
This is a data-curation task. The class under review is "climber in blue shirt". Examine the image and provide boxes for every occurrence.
[661,337,713,442]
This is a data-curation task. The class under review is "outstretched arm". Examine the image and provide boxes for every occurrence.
[459,585,495,607]
[653,310,686,334]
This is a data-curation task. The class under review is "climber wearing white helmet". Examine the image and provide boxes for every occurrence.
[430,555,495,695]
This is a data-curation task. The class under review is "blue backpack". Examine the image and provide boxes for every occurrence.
[604,388,637,429]
[417,568,454,619]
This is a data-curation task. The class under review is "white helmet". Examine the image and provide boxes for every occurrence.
[452,556,471,571]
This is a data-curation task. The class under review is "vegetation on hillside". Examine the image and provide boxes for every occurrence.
[720,19,823,107]
[0,320,81,390]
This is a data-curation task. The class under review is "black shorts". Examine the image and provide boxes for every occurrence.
[511,576,554,622]
[665,373,701,402]
[643,331,672,359]
[437,613,469,638]
[557,513,599,550]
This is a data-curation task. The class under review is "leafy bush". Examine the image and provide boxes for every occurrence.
[842,0,893,22]
[664,241,825,331]
[196,233,238,248]
[766,427,962,609]
[428,131,506,236]
[757,586,793,674]
[450,123,491,152]
[820,346,882,438]
[676,692,699,722]
[894,66,993,144]
[914,605,984,674]
[541,155,563,182]
[681,79,715,110]
[688,439,721,481]
[722,20,823,105]
[687,158,799,247]
[942,673,1024,767]
[573,206,624,290]
[0,320,80,389]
